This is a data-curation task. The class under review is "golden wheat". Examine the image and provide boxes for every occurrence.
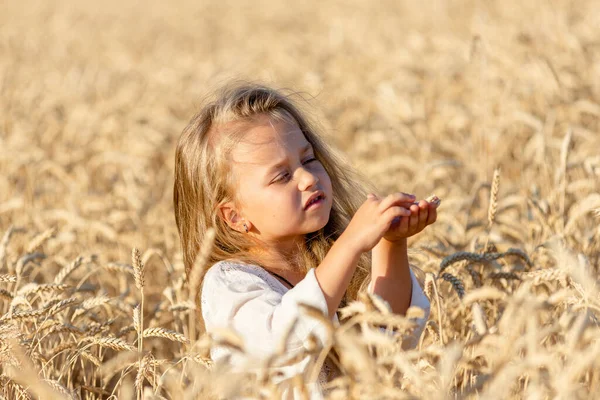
[1,0,599,398]
[87,337,136,352]
[142,327,189,344]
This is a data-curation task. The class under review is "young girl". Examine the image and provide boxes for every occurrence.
[173,81,437,396]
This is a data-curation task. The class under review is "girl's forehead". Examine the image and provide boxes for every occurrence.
[232,118,310,165]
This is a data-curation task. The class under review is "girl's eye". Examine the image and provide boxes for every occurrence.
[274,173,290,184]
[272,158,318,184]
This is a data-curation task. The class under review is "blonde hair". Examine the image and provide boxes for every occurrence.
[173,80,377,304]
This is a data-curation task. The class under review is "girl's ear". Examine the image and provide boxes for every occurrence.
[218,201,246,233]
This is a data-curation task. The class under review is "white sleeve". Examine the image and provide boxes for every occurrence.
[201,263,331,359]
[367,268,431,349]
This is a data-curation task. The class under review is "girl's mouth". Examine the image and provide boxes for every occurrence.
[305,194,324,210]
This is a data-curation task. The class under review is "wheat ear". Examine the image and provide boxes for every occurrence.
[484,168,501,253]
[25,227,57,254]
[142,327,189,344]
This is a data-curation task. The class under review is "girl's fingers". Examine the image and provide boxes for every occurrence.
[399,214,410,232]
[378,192,416,213]
[382,206,411,226]
[409,204,420,230]
[427,206,437,225]
[417,200,429,230]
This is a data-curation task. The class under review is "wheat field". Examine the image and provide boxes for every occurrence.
[1,0,600,398]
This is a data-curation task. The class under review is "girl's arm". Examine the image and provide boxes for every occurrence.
[368,194,439,315]
[313,193,414,319]
[369,237,412,315]
[313,233,363,318]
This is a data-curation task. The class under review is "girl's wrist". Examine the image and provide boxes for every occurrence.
[376,237,408,250]
[337,231,367,258]
[372,237,409,274]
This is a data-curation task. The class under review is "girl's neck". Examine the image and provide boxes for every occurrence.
[249,239,305,274]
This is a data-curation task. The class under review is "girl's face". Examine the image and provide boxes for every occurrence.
[221,114,333,251]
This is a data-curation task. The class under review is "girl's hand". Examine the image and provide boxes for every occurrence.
[342,192,415,254]
[383,194,440,242]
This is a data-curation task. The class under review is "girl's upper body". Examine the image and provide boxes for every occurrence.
[173,81,438,394]
[201,258,431,385]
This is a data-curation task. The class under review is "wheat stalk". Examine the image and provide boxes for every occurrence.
[104,262,135,274]
[80,385,111,397]
[462,287,507,306]
[133,305,141,334]
[0,274,16,283]
[440,273,465,299]
[142,327,189,344]
[43,379,75,400]
[523,268,567,285]
[4,338,70,399]
[54,256,84,284]
[46,298,78,318]
[132,248,145,290]
[135,353,152,393]
[86,319,116,336]
[558,128,572,231]
[471,303,488,335]
[131,247,146,400]
[487,168,500,227]
[117,325,137,338]
[440,249,532,273]
[88,337,135,352]
[466,264,483,288]
[424,272,434,301]
[0,226,18,272]
[2,308,45,322]
[46,342,77,359]
[17,283,70,296]
[25,228,57,254]
[487,272,520,281]
[45,323,83,336]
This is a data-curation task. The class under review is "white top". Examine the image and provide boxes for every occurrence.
[201,259,431,398]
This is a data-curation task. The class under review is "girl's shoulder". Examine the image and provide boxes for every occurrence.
[205,259,262,278]
[203,259,283,292]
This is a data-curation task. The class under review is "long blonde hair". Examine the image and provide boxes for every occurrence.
[173,80,377,304]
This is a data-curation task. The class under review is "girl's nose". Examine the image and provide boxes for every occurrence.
[297,167,319,191]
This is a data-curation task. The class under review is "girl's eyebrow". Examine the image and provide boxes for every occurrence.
[264,143,313,175]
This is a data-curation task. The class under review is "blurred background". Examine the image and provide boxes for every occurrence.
[2,0,598,264]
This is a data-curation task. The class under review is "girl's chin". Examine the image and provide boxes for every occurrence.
[306,214,330,231]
